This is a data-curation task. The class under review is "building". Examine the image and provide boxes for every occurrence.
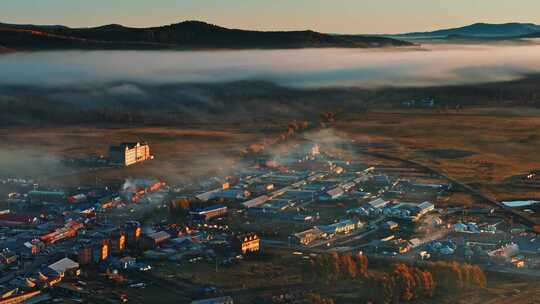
[141,231,171,249]
[232,233,260,255]
[378,239,412,254]
[47,257,80,278]
[318,219,363,235]
[109,142,151,166]
[21,241,42,257]
[290,228,326,246]
[191,205,228,221]
[74,246,93,265]
[348,198,390,218]
[28,191,67,204]
[92,240,110,263]
[124,221,142,247]
[0,251,17,265]
[0,290,41,304]
[102,228,126,253]
[210,189,251,201]
[384,221,399,231]
[417,201,435,217]
[366,198,390,209]
[383,201,435,222]
[319,187,345,201]
[0,214,38,228]
[488,243,520,261]
[116,256,137,270]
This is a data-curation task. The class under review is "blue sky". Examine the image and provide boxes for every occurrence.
[2,0,540,34]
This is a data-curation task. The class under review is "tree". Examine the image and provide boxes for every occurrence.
[306,293,335,304]
[340,253,358,279]
[356,253,369,277]
[311,252,369,282]
[427,261,486,291]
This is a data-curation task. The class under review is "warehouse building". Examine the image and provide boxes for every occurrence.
[190,205,228,221]
[289,227,326,246]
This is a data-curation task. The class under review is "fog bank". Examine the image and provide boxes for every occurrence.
[2,44,540,88]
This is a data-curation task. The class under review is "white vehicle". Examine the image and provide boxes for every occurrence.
[129,283,146,288]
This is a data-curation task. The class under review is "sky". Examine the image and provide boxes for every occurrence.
[2,0,540,34]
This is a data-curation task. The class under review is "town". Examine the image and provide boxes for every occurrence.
[0,134,539,304]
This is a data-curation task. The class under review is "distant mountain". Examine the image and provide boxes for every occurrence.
[390,22,540,39]
[0,20,412,51]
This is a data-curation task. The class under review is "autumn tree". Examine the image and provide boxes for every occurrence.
[311,252,369,282]
[305,293,336,304]
[356,253,369,277]
[427,261,486,290]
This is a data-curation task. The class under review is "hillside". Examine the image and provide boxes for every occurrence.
[3,74,540,127]
[0,20,412,51]
[390,22,540,39]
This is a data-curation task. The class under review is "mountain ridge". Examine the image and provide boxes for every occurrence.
[0,20,412,51]
[388,22,540,39]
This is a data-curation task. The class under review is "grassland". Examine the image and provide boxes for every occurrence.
[0,124,282,187]
[337,107,540,203]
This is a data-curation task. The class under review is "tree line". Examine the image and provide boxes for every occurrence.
[309,252,487,304]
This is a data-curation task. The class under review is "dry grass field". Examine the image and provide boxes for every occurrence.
[337,107,540,202]
[0,124,279,187]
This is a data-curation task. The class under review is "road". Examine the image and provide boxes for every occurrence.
[353,147,540,228]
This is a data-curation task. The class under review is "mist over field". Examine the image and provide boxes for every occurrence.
[1,43,540,88]
[2,43,540,126]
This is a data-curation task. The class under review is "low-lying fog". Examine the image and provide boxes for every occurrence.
[2,43,540,88]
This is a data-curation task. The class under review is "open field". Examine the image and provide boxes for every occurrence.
[337,107,540,203]
[0,124,281,187]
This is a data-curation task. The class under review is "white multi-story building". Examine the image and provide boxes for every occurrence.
[109,142,150,166]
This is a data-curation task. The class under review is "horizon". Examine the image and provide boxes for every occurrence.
[1,18,539,35]
[3,0,540,34]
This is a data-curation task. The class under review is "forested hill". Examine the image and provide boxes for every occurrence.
[0,20,413,51]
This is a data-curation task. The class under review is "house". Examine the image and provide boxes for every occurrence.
[48,257,80,278]
[141,231,171,249]
[319,187,344,201]
[117,256,137,270]
[242,195,270,209]
[124,221,141,246]
[92,241,110,263]
[417,201,435,216]
[366,198,390,209]
[408,238,422,248]
[341,182,356,191]
[0,250,17,265]
[102,228,126,253]
[384,221,399,231]
[488,243,520,261]
[378,239,411,254]
[383,201,434,222]
[290,228,326,246]
[74,245,93,265]
[0,214,39,228]
[21,241,42,256]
